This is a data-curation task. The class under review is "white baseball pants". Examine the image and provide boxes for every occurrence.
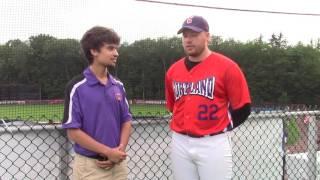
[171,131,233,180]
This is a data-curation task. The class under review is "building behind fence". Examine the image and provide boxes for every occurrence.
[0,106,320,179]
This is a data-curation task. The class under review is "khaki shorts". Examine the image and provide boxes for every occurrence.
[72,153,128,180]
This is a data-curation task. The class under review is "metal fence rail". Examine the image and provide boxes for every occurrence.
[0,107,320,180]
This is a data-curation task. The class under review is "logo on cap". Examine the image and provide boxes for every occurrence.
[177,15,209,34]
[186,16,194,24]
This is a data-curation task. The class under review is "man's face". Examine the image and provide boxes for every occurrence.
[91,43,119,67]
[182,29,209,57]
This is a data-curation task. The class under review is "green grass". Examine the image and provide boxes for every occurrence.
[130,104,168,117]
[0,103,168,122]
[286,119,300,145]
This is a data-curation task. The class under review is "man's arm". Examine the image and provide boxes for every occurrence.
[225,63,251,129]
[230,103,251,129]
[165,73,174,112]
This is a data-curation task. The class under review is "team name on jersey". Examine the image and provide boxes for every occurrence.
[173,77,215,101]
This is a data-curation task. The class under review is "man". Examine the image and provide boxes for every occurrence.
[165,16,251,180]
[62,26,132,180]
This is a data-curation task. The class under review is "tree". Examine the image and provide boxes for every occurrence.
[1,34,319,104]
[269,33,287,48]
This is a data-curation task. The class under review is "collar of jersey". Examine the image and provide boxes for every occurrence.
[83,67,116,86]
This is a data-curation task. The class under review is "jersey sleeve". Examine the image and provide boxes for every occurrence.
[120,86,132,124]
[165,72,174,112]
[225,64,251,110]
[62,84,83,129]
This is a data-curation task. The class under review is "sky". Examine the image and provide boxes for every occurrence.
[1,0,320,45]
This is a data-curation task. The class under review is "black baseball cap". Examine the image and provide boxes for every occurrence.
[177,15,209,34]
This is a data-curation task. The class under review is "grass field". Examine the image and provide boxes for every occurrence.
[0,104,168,122]
[286,119,301,145]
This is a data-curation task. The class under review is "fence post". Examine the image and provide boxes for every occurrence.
[307,115,317,180]
[282,117,287,180]
[59,129,69,180]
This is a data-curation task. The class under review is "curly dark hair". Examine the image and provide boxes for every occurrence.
[80,26,120,64]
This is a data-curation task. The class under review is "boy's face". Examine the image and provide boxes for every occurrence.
[90,43,119,67]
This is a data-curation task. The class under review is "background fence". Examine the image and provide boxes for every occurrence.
[0,104,320,180]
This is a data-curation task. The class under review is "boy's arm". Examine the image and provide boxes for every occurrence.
[119,121,132,152]
[119,85,132,152]
[67,128,126,163]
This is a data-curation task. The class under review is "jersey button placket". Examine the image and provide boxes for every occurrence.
[104,84,111,101]
[185,72,192,133]
[184,97,191,134]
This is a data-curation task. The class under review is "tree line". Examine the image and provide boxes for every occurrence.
[0,34,319,104]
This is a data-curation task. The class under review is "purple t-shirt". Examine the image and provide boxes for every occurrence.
[62,67,132,157]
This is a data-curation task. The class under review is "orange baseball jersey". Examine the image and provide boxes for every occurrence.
[165,52,251,136]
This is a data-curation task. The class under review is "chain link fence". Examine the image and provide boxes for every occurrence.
[0,105,320,180]
[0,84,41,101]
